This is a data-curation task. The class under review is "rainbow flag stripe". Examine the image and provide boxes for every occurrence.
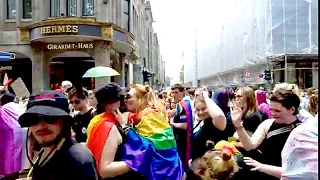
[122,108,184,180]
[86,113,116,171]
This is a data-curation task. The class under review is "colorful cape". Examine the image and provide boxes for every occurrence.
[122,108,184,180]
[0,102,22,176]
[86,113,116,170]
[176,99,194,165]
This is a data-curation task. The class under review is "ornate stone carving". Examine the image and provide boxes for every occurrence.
[101,27,113,39]
[20,30,30,41]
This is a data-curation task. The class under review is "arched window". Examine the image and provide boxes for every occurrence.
[6,0,16,19]
[50,0,60,17]
[82,0,94,16]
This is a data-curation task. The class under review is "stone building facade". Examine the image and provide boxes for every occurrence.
[0,0,164,93]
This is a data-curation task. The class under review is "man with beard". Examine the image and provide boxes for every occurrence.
[18,91,99,180]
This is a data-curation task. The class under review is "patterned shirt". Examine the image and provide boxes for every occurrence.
[281,117,318,180]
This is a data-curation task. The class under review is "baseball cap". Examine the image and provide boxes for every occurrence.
[18,90,71,127]
[95,82,125,104]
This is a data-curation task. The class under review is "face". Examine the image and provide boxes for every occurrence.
[29,116,63,147]
[171,102,177,109]
[126,88,141,112]
[165,100,171,109]
[270,101,295,122]
[195,101,209,120]
[88,94,97,107]
[69,96,87,111]
[104,101,121,112]
[234,89,245,108]
[172,88,184,103]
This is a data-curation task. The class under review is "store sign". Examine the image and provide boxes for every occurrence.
[47,43,94,50]
[40,25,78,35]
[0,66,12,70]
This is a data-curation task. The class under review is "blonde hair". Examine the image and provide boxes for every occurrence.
[131,84,166,115]
[236,87,259,117]
[273,83,302,101]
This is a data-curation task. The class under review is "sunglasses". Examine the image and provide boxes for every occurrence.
[69,99,81,105]
[125,94,133,99]
[29,116,60,126]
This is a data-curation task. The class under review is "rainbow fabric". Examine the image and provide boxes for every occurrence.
[86,113,116,170]
[176,98,194,165]
[122,108,184,180]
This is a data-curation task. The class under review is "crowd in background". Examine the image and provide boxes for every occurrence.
[0,80,318,180]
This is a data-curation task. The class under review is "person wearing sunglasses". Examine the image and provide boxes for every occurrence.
[18,90,99,180]
[68,86,97,143]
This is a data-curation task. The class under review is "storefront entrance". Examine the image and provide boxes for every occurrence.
[50,54,95,90]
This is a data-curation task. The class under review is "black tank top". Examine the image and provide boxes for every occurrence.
[255,119,300,180]
[104,127,145,180]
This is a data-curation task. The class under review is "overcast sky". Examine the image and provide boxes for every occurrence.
[149,0,197,83]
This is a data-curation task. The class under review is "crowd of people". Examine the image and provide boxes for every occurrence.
[0,81,318,180]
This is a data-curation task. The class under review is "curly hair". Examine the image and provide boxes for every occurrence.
[308,89,318,116]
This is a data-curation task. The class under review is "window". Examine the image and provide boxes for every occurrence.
[50,0,60,17]
[82,0,94,16]
[23,0,32,19]
[123,0,130,31]
[7,0,16,19]
[67,0,77,16]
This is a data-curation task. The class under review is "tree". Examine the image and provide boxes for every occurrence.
[179,65,184,83]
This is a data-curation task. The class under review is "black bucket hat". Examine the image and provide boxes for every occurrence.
[18,90,71,127]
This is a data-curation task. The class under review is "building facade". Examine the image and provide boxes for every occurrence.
[130,0,164,90]
[184,0,318,89]
[0,0,163,93]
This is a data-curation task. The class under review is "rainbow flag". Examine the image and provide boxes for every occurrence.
[86,113,116,170]
[175,99,194,165]
[122,108,184,180]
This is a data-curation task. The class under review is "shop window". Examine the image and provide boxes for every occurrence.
[123,0,130,31]
[6,0,16,19]
[23,0,32,19]
[50,0,60,17]
[82,0,94,16]
[67,0,77,17]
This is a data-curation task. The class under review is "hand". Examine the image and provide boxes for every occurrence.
[230,102,243,127]
[112,108,126,125]
[201,91,209,99]
[168,109,177,118]
[243,157,264,172]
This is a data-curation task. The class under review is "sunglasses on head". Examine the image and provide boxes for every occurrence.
[69,99,81,105]
[29,115,60,126]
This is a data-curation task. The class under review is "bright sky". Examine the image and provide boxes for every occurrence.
[149,0,197,83]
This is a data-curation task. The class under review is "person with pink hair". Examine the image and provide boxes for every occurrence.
[255,90,271,118]
[0,102,22,176]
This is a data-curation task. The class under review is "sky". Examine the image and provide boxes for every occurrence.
[148,0,197,83]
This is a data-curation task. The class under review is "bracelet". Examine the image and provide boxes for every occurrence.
[235,125,244,130]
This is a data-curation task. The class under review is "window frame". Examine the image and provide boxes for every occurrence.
[66,0,77,17]
[123,0,130,31]
[6,0,16,20]
[82,0,94,16]
[22,0,32,19]
[50,0,60,17]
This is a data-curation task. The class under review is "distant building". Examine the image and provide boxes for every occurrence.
[0,0,164,92]
[184,0,318,88]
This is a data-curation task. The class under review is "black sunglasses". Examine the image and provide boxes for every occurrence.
[69,99,81,105]
[29,115,60,126]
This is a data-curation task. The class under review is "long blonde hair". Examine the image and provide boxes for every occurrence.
[131,84,166,115]
[236,87,259,117]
